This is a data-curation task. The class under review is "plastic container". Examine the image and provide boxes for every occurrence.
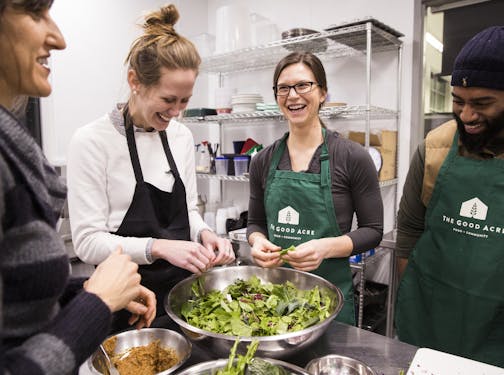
[232,140,245,154]
[215,208,228,235]
[233,156,249,176]
[215,156,229,175]
[196,142,211,173]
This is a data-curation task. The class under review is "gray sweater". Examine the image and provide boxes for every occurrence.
[247,129,383,254]
[0,106,111,374]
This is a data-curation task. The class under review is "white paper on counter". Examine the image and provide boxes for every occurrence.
[407,348,504,375]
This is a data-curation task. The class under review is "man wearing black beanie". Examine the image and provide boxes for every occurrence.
[395,26,504,367]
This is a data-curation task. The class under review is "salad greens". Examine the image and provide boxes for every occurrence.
[279,245,296,256]
[181,275,335,336]
[216,339,288,375]
[248,358,288,375]
[216,339,258,375]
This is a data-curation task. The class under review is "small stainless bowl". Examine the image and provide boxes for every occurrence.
[176,357,310,375]
[281,28,328,53]
[306,354,376,375]
[87,328,192,375]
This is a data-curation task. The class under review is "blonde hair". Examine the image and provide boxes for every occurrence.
[125,4,201,87]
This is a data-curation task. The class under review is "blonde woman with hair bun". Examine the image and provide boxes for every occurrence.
[67,3,235,332]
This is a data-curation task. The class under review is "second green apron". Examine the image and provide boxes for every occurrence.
[395,131,504,367]
[264,131,355,325]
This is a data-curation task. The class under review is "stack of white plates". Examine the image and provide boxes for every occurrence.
[256,102,279,111]
[231,93,263,113]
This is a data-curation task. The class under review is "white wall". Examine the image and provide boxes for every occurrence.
[41,0,208,165]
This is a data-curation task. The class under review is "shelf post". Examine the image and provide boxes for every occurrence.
[365,22,373,149]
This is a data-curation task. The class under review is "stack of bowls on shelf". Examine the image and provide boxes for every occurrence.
[215,87,235,114]
[281,28,328,53]
[231,93,263,113]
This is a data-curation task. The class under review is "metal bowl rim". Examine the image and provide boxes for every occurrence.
[176,357,311,375]
[87,327,192,375]
[305,354,377,375]
[165,266,344,342]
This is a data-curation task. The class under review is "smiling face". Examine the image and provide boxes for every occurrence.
[452,86,504,152]
[275,63,326,129]
[128,67,197,131]
[0,4,66,107]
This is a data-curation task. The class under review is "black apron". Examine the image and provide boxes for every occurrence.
[110,109,191,332]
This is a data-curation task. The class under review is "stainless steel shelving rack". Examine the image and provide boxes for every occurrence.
[183,105,397,123]
[199,24,402,74]
[190,20,403,336]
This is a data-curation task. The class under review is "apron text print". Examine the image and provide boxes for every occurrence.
[269,223,315,240]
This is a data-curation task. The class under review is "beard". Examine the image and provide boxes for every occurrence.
[454,111,504,153]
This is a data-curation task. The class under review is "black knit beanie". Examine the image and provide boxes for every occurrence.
[451,26,504,90]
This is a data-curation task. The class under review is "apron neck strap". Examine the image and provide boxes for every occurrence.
[122,104,181,182]
[123,104,144,182]
[266,132,289,182]
[320,128,330,187]
[267,128,330,186]
[159,130,181,179]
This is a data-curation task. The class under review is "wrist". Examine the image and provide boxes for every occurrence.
[145,238,154,263]
[324,236,353,258]
[151,239,163,260]
[198,228,214,244]
[248,232,266,247]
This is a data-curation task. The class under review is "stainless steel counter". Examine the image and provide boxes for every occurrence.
[79,320,418,375]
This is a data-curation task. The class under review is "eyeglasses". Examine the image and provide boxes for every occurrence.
[273,81,319,96]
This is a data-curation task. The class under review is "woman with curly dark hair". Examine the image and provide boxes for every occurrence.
[0,1,156,373]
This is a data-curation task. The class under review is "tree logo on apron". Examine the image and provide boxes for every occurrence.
[439,196,504,239]
[459,197,487,220]
[278,206,299,225]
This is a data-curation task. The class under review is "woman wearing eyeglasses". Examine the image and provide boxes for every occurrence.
[246,51,383,325]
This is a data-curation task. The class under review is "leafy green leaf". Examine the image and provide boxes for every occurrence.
[279,245,296,256]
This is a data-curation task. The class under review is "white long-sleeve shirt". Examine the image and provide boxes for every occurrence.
[66,108,209,265]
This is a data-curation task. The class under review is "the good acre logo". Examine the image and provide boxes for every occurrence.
[269,206,315,241]
[441,197,503,239]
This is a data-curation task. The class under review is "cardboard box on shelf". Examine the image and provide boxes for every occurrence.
[348,130,397,181]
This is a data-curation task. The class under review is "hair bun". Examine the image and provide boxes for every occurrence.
[144,4,179,30]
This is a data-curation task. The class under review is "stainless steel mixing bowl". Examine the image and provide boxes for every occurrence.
[176,357,310,375]
[306,354,377,375]
[87,328,192,375]
[165,266,343,359]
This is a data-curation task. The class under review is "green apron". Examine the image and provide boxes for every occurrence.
[395,131,504,367]
[264,130,355,325]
